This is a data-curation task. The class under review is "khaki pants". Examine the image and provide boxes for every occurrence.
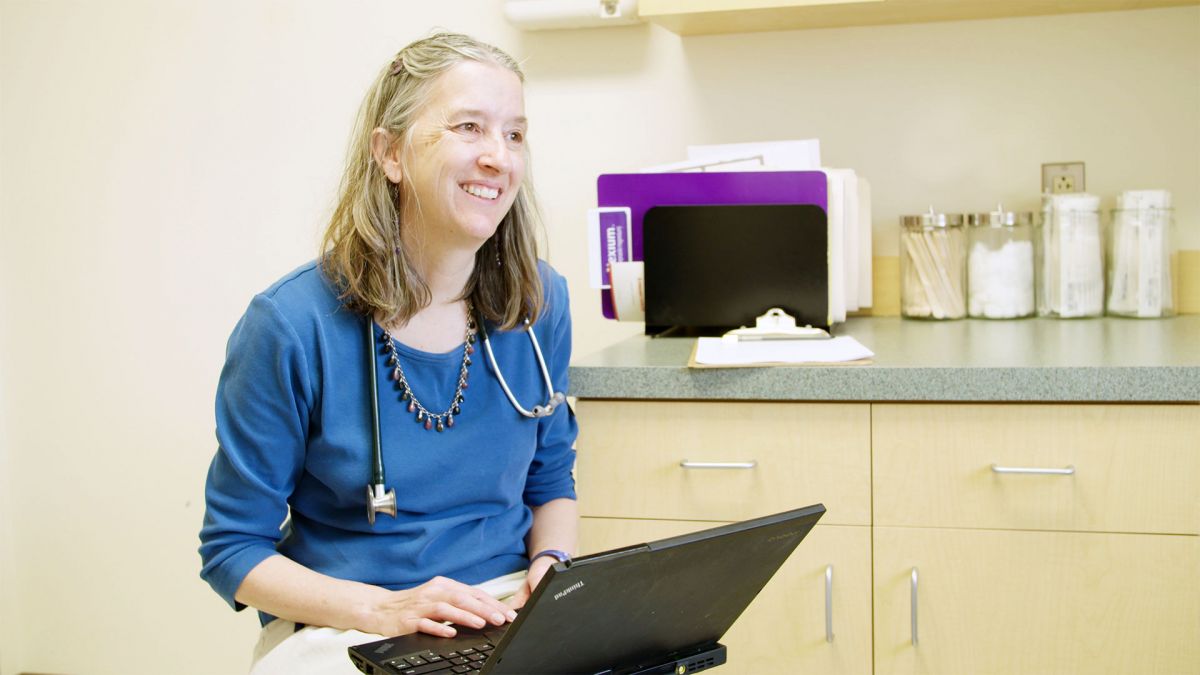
[248,571,526,675]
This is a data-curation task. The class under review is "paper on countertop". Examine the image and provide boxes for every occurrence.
[693,336,874,367]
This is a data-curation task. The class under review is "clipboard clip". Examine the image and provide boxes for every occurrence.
[722,308,830,342]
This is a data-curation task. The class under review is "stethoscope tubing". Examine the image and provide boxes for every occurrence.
[367,318,385,487]
[477,317,564,419]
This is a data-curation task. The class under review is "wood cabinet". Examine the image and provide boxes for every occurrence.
[576,401,871,525]
[574,399,1200,674]
[575,400,873,674]
[580,518,873,675]
[871,403,1200,675]
[873,527,1200,675]
[638,0,1200,36]
[872,404,1199,534]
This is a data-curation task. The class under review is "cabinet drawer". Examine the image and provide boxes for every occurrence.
[576,401,871,525]
[873,526,1200,675]
[581,517,873,675]
[873,404,1200,534]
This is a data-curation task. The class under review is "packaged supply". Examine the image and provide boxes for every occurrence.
[1038,193,1103,318]
[1107,190,1174,318]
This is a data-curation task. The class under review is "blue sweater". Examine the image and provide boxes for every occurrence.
[199,261,578,624]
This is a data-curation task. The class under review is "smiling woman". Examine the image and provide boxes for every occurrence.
[197,33,579,675]
[382,60,529,269]
[323,34,546,335]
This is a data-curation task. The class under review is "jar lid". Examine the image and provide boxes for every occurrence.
[967,206,1035,228]
[901,208,963,229]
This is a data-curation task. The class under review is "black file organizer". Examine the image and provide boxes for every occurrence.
[642,203,829,336]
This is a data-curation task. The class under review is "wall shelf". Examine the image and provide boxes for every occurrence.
[638,0,1200,35]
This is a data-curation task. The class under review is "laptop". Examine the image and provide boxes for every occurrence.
[348,503,825,675]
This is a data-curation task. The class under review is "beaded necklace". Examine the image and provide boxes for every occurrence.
[379,303,475,432]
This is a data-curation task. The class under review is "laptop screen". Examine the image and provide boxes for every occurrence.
[484,505,825,674]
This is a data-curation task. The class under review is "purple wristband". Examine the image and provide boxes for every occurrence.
[530,549,571,564]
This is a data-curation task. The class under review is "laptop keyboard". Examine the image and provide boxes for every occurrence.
[382,642,495,675]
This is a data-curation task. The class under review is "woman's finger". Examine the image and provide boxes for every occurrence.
[506,582,530,610]
[466,589,518,624]
[426,600,494,629]
[416,617,457,638]
[424,579,514,624]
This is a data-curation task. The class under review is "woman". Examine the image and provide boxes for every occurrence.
[199,33,578,672]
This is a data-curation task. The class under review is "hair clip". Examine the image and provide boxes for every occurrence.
[388,58,404,76]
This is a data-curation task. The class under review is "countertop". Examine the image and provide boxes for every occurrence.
[568,316,1200,402]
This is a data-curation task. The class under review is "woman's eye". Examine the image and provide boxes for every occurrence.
[456,122,480,133]
[507,130,525,144]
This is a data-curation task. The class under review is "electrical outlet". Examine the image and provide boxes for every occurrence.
[1042,162,1086,194]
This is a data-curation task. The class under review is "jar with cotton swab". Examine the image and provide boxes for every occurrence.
[900,208,966,320]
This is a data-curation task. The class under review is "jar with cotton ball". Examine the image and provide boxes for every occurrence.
[900,209,966,320]
[966,206,1035,319]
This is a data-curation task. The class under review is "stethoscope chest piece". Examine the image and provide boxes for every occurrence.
[367,483,397,525]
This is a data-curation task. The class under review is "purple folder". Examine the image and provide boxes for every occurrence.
[596,171,828,319]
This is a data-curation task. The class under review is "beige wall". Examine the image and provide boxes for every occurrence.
[0,2,1196,673]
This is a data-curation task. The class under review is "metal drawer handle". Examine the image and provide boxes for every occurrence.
[679,460,757,469]
[825,564,834,643]
[911,567,919,647]
[991,464,1075,475]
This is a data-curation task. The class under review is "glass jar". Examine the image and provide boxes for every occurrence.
[967,208,1036,319]
[901,210,965,320]
[1037,194,1103,318]
[1107,191,1175,318]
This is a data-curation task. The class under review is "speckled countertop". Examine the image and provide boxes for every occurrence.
[568,316,1200,402]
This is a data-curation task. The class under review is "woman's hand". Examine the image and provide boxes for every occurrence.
[358,576,517,638]
[506,556,557,610]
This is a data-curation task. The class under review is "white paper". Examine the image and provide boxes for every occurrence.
[694,336,874,366]
[610,261,645,321]
[844,172,859,312]
[504,0,640,30]
[826,168,859,313]
[686,139,821,171]
[857,177,873,308]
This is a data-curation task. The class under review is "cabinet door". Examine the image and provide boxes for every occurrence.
[575,401,871,525]
[873,526,1200,675]
[582,517,873,675]
[873,404,1200,534]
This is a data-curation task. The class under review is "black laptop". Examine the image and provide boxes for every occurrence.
[348,503,825,675]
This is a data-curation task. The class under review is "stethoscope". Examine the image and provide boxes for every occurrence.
[364,311,566,524]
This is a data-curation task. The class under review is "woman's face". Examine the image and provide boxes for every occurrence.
[400,60,527,251]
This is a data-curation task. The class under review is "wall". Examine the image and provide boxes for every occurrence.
[0,2,1196,673]
[676,8,1200,258]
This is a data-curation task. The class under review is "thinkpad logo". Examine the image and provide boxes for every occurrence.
[373,642,394,654]
[554,580,585,600]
